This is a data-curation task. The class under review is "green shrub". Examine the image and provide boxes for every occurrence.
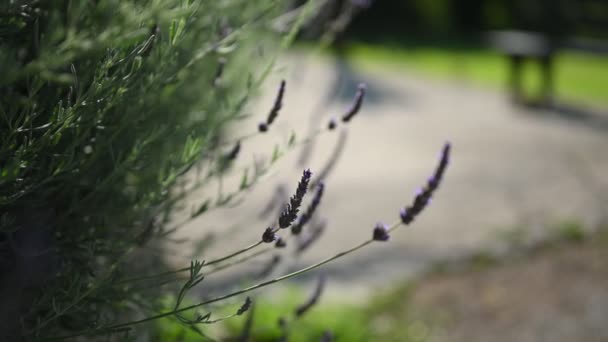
[0,1,451,340]
[0,0,289,339]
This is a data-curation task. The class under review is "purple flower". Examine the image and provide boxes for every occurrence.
[294,275,326,317]
[277,317,289,342]
[320,331,334,342]
[237,297,252,315]
[291,182,325,235]
[296,219,326,254]
[278,169,312,228]
[400,142,451,225]
[257,255,281,279]
[259,80,286,132]
[373,222,390,241]
[328,117,337,130]
[275,237,287,248]
[399,208,412,225]
[262,227,277,243]
[342,83,366,123]
[258,122,268,132]
[224,140,241,161]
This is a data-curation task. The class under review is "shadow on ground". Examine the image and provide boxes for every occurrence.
[518,100,608,133]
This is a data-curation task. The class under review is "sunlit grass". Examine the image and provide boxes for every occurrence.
[344,42,608,107]
[155,288,375,341]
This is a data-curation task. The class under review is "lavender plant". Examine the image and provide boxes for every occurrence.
[1,0,451,341]
[0,0,317,339]
[54,139,450,340]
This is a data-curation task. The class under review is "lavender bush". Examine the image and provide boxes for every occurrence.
[0,0,450,340]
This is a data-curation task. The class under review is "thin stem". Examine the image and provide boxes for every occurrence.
[117,239,374,327]
[30,245,138,335]
[212,0,321,150]
[205,247,273,276]
[162,127,329,237]
[128,247,275,294]
[114,241,267,286]
[198,312,241,325]
[45,220,402,340]
[114,266,190,285]
[206,240,263,267]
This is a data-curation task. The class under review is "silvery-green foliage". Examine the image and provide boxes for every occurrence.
[0,0,288,338]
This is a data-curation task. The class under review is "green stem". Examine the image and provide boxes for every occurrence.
[114,266,190,285]
[45,219,401,340]
[114,240,265,285]
[116,239,373,327]
[163,126,328,236]
[206,240,264,267]
[122,247,275,289]
[30,246,137,335]
[206,247,273,276]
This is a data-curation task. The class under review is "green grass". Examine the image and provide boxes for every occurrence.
[344,42,608,107]
[154,285,430,342]
[555,220,586,243]
[155,288,375,341]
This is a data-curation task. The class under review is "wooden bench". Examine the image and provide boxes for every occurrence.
[488,31,559,105]
[488,30,608,106]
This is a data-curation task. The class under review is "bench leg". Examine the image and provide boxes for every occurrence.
[509,55,524,104]
[540,55,554,106]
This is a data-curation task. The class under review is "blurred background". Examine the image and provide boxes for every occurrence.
[172,1,608,340]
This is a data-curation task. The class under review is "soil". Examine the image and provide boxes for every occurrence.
[405,237,608,342]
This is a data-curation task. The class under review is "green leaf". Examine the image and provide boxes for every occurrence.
[239,168,249,190]
[217,194,233,206]
[170,18,186,46]
[191,199,210,218]
[271,144,281,164]
[288,131,296,147]
[182,135,202,163]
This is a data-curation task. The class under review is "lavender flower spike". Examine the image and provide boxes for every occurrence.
[400,142,451,225]
[224,140,241,161]
[320,331,334,342]
[258,122,268,132]
[296,219,326,254]
[278,169,312,228]
[262,227,277,243]
[327,117,337,130]
[257,255,281,278]
[373,222,390,241]
[275,237,287,248]
[291,182,325,235]
[342,83,366,123]
[294,275,326,317]
[259,80,286,132]
[236,297,252,315]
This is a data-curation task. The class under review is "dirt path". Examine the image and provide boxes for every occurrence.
[401,236,608,342]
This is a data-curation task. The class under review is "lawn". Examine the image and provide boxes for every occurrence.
[343,42,608,107]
